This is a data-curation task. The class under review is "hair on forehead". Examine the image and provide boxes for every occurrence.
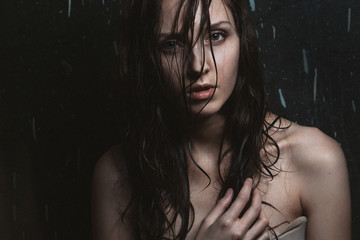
[159,0,241,39]
[159,0,210,35]
[118,1,273,238]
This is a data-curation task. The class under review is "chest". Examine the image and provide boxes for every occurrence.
[162,184,222,239]
[163,172,303,239]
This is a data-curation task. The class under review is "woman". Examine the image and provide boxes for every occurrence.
[92,0,351,239]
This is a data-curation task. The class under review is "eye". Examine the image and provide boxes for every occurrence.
[160,40,183,52]
[210,32,225,42]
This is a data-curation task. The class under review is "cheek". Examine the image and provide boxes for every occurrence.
[161,55,184,93]
[214,45,240,88]
[161,55,173,80]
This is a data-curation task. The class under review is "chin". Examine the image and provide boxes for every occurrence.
[189,103,223,117]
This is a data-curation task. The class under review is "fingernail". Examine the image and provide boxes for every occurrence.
[246,178,253,184]
[225,188,232,197]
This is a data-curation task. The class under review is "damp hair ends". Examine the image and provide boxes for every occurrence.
[119,1,192,238]
[118,0,281,239]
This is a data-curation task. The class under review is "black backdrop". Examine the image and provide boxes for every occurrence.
[1,0,359,239]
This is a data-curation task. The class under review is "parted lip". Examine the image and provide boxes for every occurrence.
[186,83,215,93]
[185,83,216,101]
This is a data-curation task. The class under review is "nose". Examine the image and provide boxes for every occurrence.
[187,41,211,81]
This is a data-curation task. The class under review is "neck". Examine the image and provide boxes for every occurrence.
[185,114,231,188]
[190,114,226,148]
[184,113,229,168]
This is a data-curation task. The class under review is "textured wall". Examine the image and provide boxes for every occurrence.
[1,0,359,239]
[252,1,360,237]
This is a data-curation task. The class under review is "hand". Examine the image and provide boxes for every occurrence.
[194,178,269,240]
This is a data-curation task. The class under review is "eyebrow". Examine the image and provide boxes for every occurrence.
[159,21,233,37]
[210,20,232,29]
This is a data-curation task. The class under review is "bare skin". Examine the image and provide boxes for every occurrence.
[92,0,351,238]
[91,117,351,240]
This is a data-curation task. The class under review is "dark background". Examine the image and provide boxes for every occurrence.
[1,0,359,239]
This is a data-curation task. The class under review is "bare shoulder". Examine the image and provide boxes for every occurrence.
[92,145,131,203]
[284,123,346,174]
[264,115,344,170]
[273,119,351,239]
[272,119,348,186]
[93,145,127,184]
[92,145,135,240]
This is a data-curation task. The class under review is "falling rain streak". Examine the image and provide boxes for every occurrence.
[313,68,318,102]
[113,41,119,56]
[302,49,309,74]
[272,25,276,39]
[352,100,356,112]
[278,88,287,108]
[249,0,255,12]
[348,8,351,32]
[68,0,71,17]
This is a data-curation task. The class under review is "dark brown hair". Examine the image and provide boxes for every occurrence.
[118,0,280,239]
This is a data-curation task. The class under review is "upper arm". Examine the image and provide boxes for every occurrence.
[91,146,135,240]
[294,128,351,240]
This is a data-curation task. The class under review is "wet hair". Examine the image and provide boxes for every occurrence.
[118,0,280,239]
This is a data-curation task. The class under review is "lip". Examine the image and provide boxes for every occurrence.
[187,84,216,101]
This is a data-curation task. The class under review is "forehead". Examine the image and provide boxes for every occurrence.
[160,0,235,33]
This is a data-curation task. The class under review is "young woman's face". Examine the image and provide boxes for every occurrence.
[159,0,240,116]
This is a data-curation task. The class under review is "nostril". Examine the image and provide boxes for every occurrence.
[186,58,208,81]
[187,70,202,81]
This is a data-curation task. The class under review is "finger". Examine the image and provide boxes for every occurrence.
[237,189,263,232]
[255,228,270,240]
[202,188,234,225]
[244,210,269,240]
[223,178,253,221]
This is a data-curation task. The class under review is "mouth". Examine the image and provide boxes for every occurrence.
[187,84,215,101]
